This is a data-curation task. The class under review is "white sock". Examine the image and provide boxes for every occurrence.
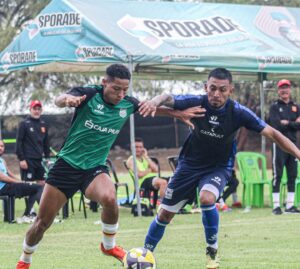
[272,193,280,209]
[286,192,295,209]
[20,239,38,263]
[101,222,118,250]
[219,198,225,208]
[208,242,218,249]
[232,193,238,203]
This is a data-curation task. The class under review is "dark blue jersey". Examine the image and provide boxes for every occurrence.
[173,94,266,169]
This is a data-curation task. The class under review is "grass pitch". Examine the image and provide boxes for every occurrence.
[1,176,300,269]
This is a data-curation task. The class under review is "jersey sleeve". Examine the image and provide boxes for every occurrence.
[237,103,266,133]
[125,96,140,113]
[173,95,203,110]
[67,87,98,108]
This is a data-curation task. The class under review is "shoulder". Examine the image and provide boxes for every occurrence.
[67,85,100,98]
[124,96,139,111]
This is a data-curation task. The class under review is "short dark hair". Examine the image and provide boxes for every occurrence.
[208,68,232,83]
[106,64,131,81]
[135,137,144,143]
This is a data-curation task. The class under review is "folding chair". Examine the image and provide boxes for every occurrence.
[123,158,159,209]
[236,151,273,208]
[106,158,130,206]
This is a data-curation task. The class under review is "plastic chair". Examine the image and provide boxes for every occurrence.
[123,158,159,209]
[236,152,273,208]
[280,164,300,207]
[106,158,130,206]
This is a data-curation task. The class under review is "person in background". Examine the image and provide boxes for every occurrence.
[0,140,43,223]
[16,100,50,185]
[269,79,300,215]
[126,137,168,202]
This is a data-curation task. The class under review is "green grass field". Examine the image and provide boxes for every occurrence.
[1,173,300,269]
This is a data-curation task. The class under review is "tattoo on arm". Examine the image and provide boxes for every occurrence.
[153,94,175,108]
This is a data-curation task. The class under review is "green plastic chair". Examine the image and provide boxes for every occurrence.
[280,163,300,207]
[236,152,273,208]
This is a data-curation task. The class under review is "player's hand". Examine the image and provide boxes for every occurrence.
[20,160,28,170]
[138,100,157,117]
[280,119,289,125]
[177,106,206,129]
[65,95,87,107]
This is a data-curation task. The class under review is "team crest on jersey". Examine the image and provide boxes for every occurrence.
[292,106,298,112]
[41,127,46,133]
[119,108,127,118]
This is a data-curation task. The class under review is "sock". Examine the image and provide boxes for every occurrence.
[20,239,38,263]
[201,204,219,249]
[272,193,280,209]
[144,216,169,252]
[286,192,295,209]
[219,198,225,208]
[232,193,238,203]
[101,222,118,250]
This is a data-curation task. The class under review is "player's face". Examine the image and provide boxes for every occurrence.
[135,142,144,157]
[102,77,130,105]
[278,85,291,100]
[206,77,233,108]
[30,106,42,119]
[0,141,5,155]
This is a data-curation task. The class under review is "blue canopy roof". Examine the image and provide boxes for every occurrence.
[1,0,300,78]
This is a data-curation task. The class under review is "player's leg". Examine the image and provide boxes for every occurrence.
[16,184,67,269]
[285,154,300,213]
[84,172,125,262]
[272,144,285,214]
[144,171,195,252]
[199,168,230,269]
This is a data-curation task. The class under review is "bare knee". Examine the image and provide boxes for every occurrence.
[200,190,216,205]
[101,191,117,207]
[157,209,174,223]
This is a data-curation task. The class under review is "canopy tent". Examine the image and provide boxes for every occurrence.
[1,0,300,78]
[1,0,300,215]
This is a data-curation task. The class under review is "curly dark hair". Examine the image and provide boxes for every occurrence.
[106,64,131,81]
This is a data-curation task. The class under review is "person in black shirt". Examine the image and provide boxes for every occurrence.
[269,79,300,215]
[16,100,50,185]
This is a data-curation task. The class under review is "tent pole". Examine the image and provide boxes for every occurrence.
[259,72,267,155]
[128,57,142,217]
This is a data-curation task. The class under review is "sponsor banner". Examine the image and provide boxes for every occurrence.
[25,12,82,39]
[1,50,37,71]
[118,14,254,50]
[75,46,114,61]
[257,55,294,70]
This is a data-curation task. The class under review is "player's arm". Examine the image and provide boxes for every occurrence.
[55,93,86,108]
[261,125,300,159]
[139,93,175,117]
[156,106,206,129]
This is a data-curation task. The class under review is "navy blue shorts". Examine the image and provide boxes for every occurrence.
[46,158,109,199]
[161,166,231,213]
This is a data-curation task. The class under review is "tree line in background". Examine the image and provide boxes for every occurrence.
[0,0,300,150]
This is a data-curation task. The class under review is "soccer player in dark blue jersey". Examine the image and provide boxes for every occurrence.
[139,68,300,269]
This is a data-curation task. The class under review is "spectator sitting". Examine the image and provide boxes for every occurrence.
[0,140,43,223]
[126,138,168,201]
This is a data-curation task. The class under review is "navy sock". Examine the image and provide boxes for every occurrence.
[144,216,169,251]
[201,204,219,247]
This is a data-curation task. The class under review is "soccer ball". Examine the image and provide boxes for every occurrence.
[123,247,156,269]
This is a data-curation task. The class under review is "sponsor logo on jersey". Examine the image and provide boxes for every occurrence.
[119,108,127,118]
[209,115,219,125]
[118,14,245,49]
[211,176,222,185]
[200,129,224,139]
[164,188,173,199]
[25,12,82,39]
[94,104,104,114]
[75,46,114,61]
[84,119,120,135]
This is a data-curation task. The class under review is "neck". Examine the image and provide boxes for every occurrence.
[280,97,290,104]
